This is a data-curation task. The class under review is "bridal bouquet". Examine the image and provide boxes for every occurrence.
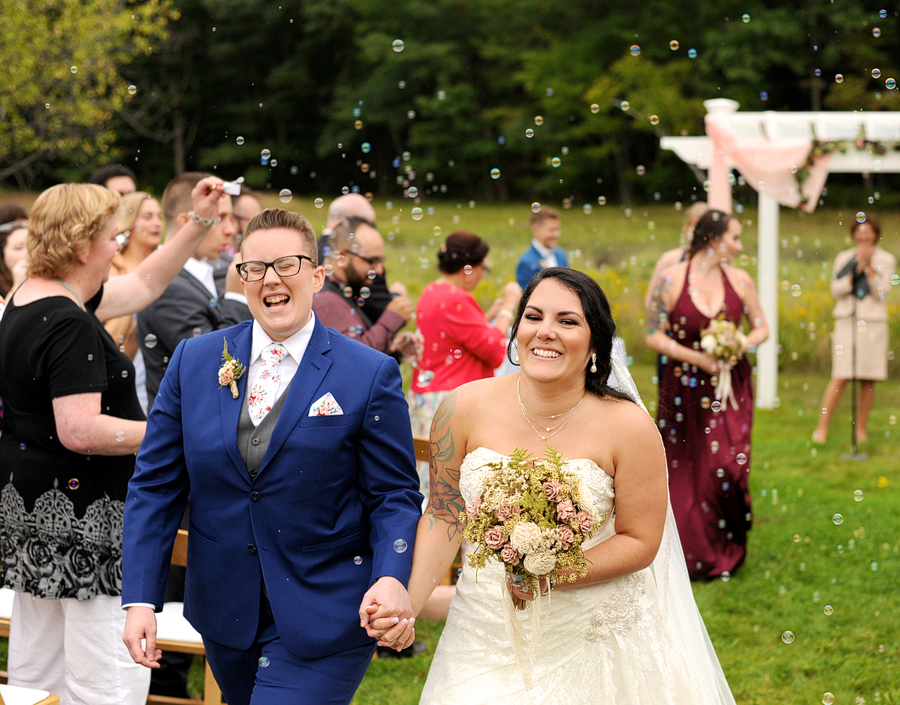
[700,316,747,411]
[460,445,607,611]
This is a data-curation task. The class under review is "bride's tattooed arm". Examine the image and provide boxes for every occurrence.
[427,391,465,540]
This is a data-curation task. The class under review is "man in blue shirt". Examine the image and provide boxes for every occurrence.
[516,206,568,289]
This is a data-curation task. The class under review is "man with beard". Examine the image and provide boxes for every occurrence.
[312,216,412,354]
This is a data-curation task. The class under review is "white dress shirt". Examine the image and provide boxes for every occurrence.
[531,239,559,268]
[182,257,218,300]
[246,314,316,405]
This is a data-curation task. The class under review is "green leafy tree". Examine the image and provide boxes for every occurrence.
[0,0,174,188]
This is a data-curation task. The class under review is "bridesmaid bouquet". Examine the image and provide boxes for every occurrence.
[460,445,607,611]
[700,316,747,411]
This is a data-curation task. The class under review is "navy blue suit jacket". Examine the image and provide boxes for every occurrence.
[122,318,422,659]
[516,244,569,289]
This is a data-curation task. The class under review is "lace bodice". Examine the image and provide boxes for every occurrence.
[459,446,616,544]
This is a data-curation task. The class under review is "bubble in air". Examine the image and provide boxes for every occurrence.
[278,189,293,203]
[781,631,795,644]
[742,13,750,22]
[636,165,646,175]
[791,285,802,297]
[525,128,535,138]
[649,114,659,125]
[736,453,747,465]
[687,48,698,59]
[361,142,371,153]
[551,157,561,168]
[68,478,80,490]
[393,539,408,553]
[823,694,835,705]
[630,45,641,56]
[353,556,363,565]
[408,186,418,198]
[873,68,882,79]
[70,66,78,74]
[832,513,843,525]
[886,78,897,90]
[873,27,881,38]
[835,74,844,84]
[620,101,630,111]
[392,39,405,52]
[823,605,834,616]
[669,40,680,50]
[531,202,541,213]
[490,168,501,179]
[115,431,125,442]
[258,656,270,668]
[534,115,544,126]
[411,207,424,221]
[880,9,888,18]
[314,198,324,209]
[590,103,600,114]
[128,85,138,95]
[597,196,607,205]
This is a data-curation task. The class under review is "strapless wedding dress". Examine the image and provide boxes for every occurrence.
[419,447,707,704]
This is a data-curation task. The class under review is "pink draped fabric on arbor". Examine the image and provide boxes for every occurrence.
[704,113,832,214]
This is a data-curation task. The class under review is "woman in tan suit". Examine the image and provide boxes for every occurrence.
[813,215,896,444]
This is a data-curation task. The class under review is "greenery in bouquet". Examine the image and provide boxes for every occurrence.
[460,445,608,609]
[700,315,748,366]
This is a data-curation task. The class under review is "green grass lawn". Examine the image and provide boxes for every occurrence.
[2,196,897,702]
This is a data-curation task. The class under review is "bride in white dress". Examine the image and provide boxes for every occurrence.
[373,268,735,704]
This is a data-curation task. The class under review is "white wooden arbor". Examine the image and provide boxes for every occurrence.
[661,100,900,408]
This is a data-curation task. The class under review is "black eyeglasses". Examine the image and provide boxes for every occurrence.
[347,251,387,267]
[236,254,315,282]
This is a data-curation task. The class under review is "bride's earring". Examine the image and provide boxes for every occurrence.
[514,352,520,364]
[590,353,597,373]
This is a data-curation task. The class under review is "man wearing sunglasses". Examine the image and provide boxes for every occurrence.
[123,208,421,705]
[312,216,413,354]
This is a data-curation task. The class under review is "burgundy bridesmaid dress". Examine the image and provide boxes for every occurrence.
[656,267,754,580]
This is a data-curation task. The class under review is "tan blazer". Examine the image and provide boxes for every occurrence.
[831,246,896,322]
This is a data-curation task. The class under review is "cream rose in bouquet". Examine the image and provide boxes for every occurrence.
[460,446,607,611]
[700,315,747,410]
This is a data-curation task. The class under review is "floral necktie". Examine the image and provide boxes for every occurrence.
[247,343,287,426]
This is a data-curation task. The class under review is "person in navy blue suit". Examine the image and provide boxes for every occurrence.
[122,208,422,705]
[515,205,569,290]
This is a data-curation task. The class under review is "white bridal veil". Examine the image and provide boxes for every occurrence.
[610,354,737,705]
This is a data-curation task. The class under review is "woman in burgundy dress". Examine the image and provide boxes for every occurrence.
[645,210,768,580]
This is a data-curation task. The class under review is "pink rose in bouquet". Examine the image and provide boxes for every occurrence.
[575,510,594,534]
[556,499,576,522]
[484,525,508,550]
[556,525,575,550]
[543,479,563,503]
[500,544,522,565]
[497,504,521,522]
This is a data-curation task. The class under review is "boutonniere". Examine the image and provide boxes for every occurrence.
[218,338,246,399]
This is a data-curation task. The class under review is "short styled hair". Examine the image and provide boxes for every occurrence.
[161,172,208,227]
[27,183,119,279]
[530,205,560,228]
[242,208,318,264]
[327,216,376,256]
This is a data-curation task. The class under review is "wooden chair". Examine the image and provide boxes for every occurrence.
[0,684,61,704]
[147,529,222,705]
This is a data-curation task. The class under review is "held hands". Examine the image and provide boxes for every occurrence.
[122,605,163,669]
[190,176,228,224]
[390,329,424,363]
[507,575,552,603]
[358,576,416,651]
[385,292,414,323]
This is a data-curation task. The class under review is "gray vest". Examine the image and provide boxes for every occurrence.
[236,380,293,479]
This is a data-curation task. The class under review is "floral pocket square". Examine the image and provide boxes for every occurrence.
[309,393,344,417]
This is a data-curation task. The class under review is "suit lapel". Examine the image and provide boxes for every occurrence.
[219,323,253,478]
[259,320,333,473]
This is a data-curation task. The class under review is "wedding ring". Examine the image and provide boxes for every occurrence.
[507,573,527,589]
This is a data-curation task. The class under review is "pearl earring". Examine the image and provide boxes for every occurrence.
[590,353,597,373]
[514,352,520,364]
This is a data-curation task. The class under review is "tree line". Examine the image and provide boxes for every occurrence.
[2,0,898,204]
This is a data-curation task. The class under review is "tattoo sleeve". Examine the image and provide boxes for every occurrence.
[427,392,465,540]
[646,275,670,336]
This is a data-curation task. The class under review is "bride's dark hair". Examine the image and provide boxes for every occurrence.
[507,267,634,403]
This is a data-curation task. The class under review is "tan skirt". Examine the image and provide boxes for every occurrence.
[831,317,889,380]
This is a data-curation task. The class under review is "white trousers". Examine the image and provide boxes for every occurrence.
[8,592,151,705]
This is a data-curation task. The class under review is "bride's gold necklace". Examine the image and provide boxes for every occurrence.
[517,377,585,441]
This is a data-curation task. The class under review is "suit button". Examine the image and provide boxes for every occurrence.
[251,438,261,446]
[250,491,261,502]
[249,469,258,479]
[247,544,258,555]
